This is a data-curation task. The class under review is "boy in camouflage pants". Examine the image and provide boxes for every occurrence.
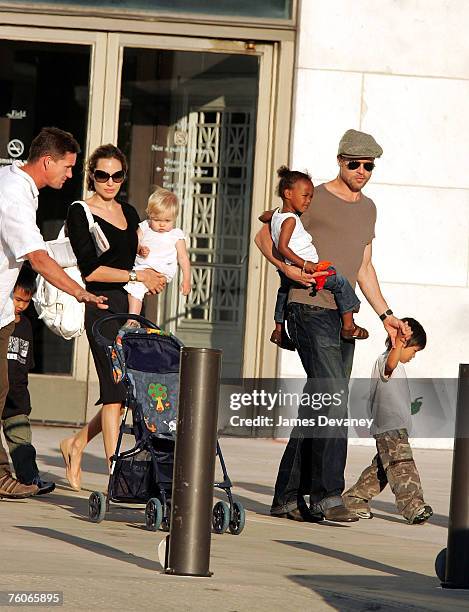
[344,318,433,524]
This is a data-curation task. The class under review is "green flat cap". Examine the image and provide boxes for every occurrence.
[338,129,383,158]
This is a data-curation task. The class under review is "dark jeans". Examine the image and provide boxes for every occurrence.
[271,303,355,514]
[274,268,360,325]
[274,271,291,324]
[323,269,360,315]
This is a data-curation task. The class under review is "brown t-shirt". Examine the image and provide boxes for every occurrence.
[288,183,376,308]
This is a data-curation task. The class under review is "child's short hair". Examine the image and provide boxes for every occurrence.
[15,264,37,296]
[276,165,312,199]
[385,317,427,350]
[146,187,179,219]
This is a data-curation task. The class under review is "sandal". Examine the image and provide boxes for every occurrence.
[123,319,140,329]
[60,438,82,491]
[270,330,296,351]
[341,324,369,340]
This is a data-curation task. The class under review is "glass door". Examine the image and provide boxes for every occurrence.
[105,34,272,378]
[0,27,275,423]
[0,27,108,423]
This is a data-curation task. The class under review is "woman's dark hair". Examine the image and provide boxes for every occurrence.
[385,317,427,351]
[276,165,312,199]
[86,144,128,191]
[28,127,80,162]
[14,263,37,296]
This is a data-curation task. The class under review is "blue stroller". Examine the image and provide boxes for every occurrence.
[89,314,245,535]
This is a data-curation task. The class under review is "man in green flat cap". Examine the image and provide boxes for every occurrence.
[255,128,410,523]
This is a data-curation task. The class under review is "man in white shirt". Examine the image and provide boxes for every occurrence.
[0,127,108,498]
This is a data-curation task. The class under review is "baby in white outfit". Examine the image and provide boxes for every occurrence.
[124,187,191,320]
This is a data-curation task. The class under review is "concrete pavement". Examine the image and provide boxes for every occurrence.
[1,427,468,611]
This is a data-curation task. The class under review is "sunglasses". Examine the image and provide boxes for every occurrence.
[93,170,126,183]
[343,160,375,172]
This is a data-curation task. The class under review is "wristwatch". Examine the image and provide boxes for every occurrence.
[128,269,138,282]
[379,309,393,321]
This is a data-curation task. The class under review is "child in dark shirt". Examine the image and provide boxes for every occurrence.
[2,266,55,495]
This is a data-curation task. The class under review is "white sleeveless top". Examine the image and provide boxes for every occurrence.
[270,208,318,264]
[134,221,185,280]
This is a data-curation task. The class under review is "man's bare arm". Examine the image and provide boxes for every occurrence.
[254,223,284,270]
[254,223,314,286]
[356,243,388,313]
[27,249,108,308]
[357,242,409,346]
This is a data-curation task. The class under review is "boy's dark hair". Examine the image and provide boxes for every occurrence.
[276,165,312,199]
[15,264,37,296]
[385,317,427,351]
[28,127,80,162]
[86,143,128,191]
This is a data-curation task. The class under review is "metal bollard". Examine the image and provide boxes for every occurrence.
[165,347,222,577]
[435,364,469,588]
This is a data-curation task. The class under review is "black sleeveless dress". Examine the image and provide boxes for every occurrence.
[67,201,140,405]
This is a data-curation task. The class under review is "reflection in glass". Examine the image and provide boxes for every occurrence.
[118,49,259,376]
[7,0,292,19]
[0,40,90,374]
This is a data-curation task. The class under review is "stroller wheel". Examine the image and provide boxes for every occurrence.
[89,492,106,523]
[228,500,245,535]
[212,501,230,534]
[145,498,163,531]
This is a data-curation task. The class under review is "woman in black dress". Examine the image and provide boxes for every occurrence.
[59,144,166,490]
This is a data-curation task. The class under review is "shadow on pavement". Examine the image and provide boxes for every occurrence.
[17,526,162,572]
[31,490,89,516]
[213,489,271,515]
[290,574,444,612]
[70,504,146,526]
[31,489,146,526]
[278,541,466,611]
[232,481,274,496]
[276,540,435,579]
[37,451,109,476]
[370,500,448,528]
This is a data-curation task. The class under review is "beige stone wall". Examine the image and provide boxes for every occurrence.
[282,0,469,384]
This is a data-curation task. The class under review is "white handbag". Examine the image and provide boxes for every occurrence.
[45,200,110,267]
[33,201,110,340]
[34,266,86,340]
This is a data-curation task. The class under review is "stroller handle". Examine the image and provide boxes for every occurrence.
[92,313,161,348]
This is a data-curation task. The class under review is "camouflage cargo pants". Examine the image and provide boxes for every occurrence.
[343,428,426,522]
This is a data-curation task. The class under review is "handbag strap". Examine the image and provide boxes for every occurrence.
[71,200,95,230]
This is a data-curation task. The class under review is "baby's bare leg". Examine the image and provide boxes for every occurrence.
[128,294,143,316]
[125,295,144,328]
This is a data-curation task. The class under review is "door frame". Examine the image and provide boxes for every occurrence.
[102,31,293,379]
[0,23,295,423]
[0,24,110,423]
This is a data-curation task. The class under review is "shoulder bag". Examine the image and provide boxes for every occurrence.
[33,201,110,340]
